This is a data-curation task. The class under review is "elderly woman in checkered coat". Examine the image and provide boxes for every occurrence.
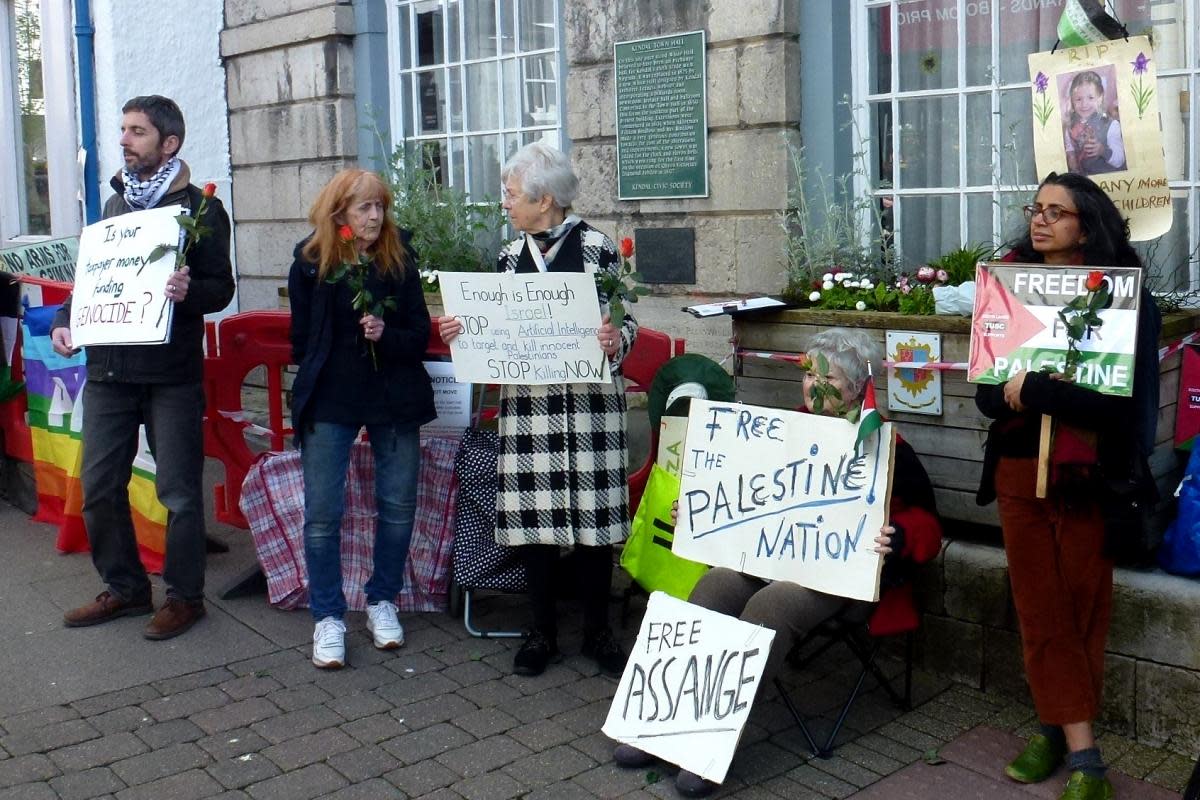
[439,142,638,678]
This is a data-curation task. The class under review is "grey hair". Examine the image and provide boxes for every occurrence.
[804,328,881,400]
[501,142,579,210]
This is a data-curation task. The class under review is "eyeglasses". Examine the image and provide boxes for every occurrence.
[1023,203,1079,224]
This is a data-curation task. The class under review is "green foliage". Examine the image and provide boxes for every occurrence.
[597,254,650,327]
[798,353,843,415]
[897,285,936,315]
[382,142,507,291]
[928,243,995,286]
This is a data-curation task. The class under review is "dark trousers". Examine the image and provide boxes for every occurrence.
[522,543,613,638]
[995,457,1112,725]
[80,380,207,602]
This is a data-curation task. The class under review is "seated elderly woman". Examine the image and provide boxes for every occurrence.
[612,327,943,798]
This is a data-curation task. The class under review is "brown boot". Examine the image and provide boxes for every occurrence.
[64,591,153,628]
[144,597,206,640]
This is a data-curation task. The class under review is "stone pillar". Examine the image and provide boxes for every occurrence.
[564,1,801,361]
[221,0,359,311]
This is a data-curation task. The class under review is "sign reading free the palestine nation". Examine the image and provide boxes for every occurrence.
[968,262,1143,397]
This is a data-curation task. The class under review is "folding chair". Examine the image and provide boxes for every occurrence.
[773,587,918,759]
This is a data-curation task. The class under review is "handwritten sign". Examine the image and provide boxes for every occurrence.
[968,263,1142,397]
[439,271,611,385]
[0,236,79,282]
[672,399,894,603]
[602,592,774,783]
[69,206,181,347]
[422,360,471,433]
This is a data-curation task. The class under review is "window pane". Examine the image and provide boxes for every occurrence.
[16,0,49,234]
[502,58,520,128]
[416,70,446,134]
[997,190,1028,246]
[500,0,514,55]
[446,0,460,62]
[395,4,412,70]
[898,195,959,266]
[870,102,893,191]
[447,65,463,132]
[896,2,958,92]
[998,90,1036,187]
[463,0,496,59]
[464,61,498,130]
[451,136,466,190]
[897,96,958,188]
[965,92,994,187]
[997,5,1057,85]
[467,133,501,199]
[399,73,414,138]
[966,194,995,250]
[869,7,891,94]
[418,139,449,186]
[1160,75,1188,182]
[1138,195,1192,291]
[414,1,444,67]
[518,0,555,52]
[522,53,557,126]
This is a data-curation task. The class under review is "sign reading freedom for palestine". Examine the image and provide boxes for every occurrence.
[968,262,1143,397]
[614,30,709,200]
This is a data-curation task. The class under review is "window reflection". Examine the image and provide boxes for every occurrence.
[14,0,50,235]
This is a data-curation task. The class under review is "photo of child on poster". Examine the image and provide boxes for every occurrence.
[1060,66,1126,176]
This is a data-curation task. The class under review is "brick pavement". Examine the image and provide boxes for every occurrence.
[0,585,1193,800]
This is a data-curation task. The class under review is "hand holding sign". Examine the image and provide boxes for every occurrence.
[165,266,190,303]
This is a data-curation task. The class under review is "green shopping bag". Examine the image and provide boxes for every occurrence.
[621,463,709,599]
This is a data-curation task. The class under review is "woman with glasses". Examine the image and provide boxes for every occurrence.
[975,172,1160,800]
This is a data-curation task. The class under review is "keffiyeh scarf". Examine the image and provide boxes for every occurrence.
[122,156,180,210]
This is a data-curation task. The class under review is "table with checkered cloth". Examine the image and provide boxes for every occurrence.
[239,435,459,612]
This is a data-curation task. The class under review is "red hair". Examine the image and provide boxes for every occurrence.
[302,169,409,280]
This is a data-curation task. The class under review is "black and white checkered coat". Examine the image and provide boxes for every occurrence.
[494,221,639,547]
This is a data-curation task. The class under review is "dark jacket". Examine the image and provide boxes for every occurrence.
[288,232,436,436]
[52,165,235,384]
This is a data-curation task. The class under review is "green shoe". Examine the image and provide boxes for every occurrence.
[1004,734,1066,784]
[1058,771,1113,800]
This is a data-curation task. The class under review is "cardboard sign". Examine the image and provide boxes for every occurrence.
[672,399,894,603]
[602,592,775,783]
[1028,37,1172,241]
[421,361,471,433]
[968,262,1142,397]
[69,206,181,347]
[439,271,611,385]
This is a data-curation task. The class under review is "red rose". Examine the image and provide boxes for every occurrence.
[1085,270,1105,292]
[202,182,217,199]
[338,224,355,242]
[619,237,634,259]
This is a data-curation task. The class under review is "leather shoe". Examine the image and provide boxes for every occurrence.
[144,597,206,640]
[64,590,153,628]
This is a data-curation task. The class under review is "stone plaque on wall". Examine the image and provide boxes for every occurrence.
[634,228,695,284]
[614,31,708,200]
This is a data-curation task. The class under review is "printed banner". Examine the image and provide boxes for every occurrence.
[439,271,610,385]
[886,331,942,416]
[69,205,181,347]
[22,293,167,571]
[968,262,1141,397]
[1028,37,1172,241]
[602,592,775,783]
[1176,345,1200,448]
[672,399,894,603]
[0,236,79,282]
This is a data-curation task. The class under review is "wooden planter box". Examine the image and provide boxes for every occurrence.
[733,309,1200,529]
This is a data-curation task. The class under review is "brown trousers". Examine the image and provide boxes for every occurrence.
[995,457,1112,725]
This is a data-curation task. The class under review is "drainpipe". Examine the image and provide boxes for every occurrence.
[73,0,99,224]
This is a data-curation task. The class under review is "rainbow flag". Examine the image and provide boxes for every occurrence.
[22,296,168,572]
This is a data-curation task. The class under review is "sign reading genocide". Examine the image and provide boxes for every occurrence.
[69,206,182,348]
[967,262,1142,397]
[439,271,611,385]
[672,399,895,603]
[0,236,80,282]
[615,31,708,200]
[602,592,775,784]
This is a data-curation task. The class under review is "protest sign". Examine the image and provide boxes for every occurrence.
[968,262,1141,397]
[602,592,775,783]
[672,399,894,603]
[0,236,79,282]
[422,360,471,433]
[439,271,610,385]
[1028,37,1172,241]
[69,206,182,347]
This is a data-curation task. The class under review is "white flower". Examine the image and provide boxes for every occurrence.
[822,281,834,290]
[809,291,821,302]
[844,280,859,288]
[822,273,833,282]
[861,281,874,290]
[835,273,850,282]
[855,301,867,311]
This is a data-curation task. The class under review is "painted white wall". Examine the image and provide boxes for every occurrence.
[91,0,236,308]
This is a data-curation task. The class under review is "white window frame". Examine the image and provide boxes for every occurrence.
[385,0,565,200]
[850,0,1200,286]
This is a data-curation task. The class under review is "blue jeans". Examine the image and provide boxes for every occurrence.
[300,422,421,620]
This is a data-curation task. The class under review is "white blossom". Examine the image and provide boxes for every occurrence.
[809,290,822,302]
[855,301,867,311]
[822,273,834,282]
[822,281,834,290]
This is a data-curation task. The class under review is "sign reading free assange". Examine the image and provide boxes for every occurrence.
[672,399,895,603]
[602,592,775,784]
[968,263,1142,397]
[439,271,611,385]
[615,31,708,200]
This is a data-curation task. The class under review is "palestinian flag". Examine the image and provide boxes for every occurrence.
[855,371,883,450]
[1057,0,1127,47]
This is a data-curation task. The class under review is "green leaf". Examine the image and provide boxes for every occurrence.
[923,748,946,766]
[146,244,176,264]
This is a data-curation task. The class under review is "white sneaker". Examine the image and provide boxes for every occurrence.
[312,617,346,669]
[366,601,405,649]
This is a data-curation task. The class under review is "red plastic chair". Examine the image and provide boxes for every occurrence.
[622,328,685,515]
